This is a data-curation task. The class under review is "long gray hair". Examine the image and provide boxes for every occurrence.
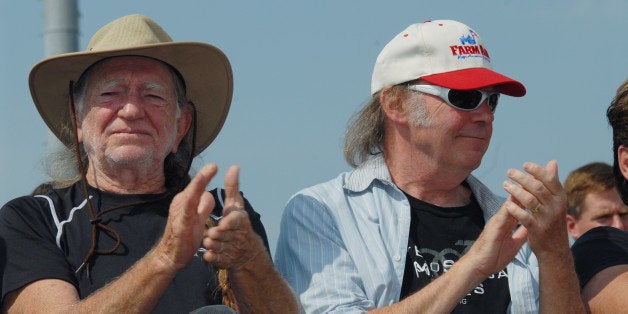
[343,92,385,168]
[344,85,424,168]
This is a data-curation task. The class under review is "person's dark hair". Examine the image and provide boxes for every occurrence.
[164,105,194,192]
[606,79,628,204]
[31,182,54,195]
[564,162,616,218]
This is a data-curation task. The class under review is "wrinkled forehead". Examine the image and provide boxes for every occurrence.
[73,56,190,108]
[78,55,185,88]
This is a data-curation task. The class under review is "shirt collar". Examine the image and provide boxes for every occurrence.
[344,154,501,215]
[344,154,393,192]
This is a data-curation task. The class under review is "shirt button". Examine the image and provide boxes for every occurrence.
[394,254,401,261]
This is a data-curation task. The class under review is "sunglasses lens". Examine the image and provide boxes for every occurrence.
[448,89,483,110]
[487,94,499,112]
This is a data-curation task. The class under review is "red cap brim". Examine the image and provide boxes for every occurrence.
[421,68,526,97]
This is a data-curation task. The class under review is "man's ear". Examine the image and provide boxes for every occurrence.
[172,106,193,153]
[380,86,409,125]
[566,214,580,240]
[618,145,628,180]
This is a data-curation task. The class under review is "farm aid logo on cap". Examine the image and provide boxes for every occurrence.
[451,28,491,61]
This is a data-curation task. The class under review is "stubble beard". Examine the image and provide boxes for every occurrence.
[407,98,431,127]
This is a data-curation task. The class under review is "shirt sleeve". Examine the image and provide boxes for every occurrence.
[571,226,628,288]
[0,197,76,303]
[274,192,376,314]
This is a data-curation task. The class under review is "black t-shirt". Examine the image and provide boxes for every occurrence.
[571,226,628,288]
[0,182,269,313]
[400,191,510,313]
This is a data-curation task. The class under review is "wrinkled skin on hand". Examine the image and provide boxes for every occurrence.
[203,166,266,270]
[464,201,528,279]
[502,160,571,259]
[156,163,218,271]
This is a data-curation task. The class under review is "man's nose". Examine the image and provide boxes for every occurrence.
[470,102,495,124]
[118,94,145,119]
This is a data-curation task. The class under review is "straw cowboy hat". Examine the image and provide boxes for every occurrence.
[29,14,233,156]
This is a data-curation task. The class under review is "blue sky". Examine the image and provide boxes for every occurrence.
[1,0,626,253]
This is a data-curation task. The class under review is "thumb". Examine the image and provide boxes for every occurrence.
[223,165,244,215]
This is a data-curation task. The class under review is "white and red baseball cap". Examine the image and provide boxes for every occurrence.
[371,20,526,97]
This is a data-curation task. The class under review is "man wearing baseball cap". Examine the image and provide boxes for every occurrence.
[276,20,584,312]
[0,14,298,313]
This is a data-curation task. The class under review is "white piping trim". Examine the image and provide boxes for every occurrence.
[217,188,225,207]
[35,195,91,249]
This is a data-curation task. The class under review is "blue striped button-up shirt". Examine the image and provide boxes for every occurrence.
[275,154,539,313]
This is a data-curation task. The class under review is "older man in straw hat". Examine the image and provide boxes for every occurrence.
[0,14,298,313]
[276,20,585,313]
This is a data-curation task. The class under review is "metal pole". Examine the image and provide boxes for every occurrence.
[43,0,79,56]
[42,0,80,178]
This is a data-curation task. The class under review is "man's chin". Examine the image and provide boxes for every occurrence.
[105,147,155,165]
[458,154,484,173]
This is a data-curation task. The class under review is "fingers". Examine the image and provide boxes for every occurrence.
[206,210,249,242]
[486,200,519,231]
[503,160,562,212]
[203,165,264,269]
[502,180,539,213]
[187,163,218,199]
[203,210,262,269]
[511,222,528,246]
[223,165,244,215]
[157,163,218,269]
[180,163,217,219]
[503,197,533,228]
[465,205,527,277]
[502,160,569,256]
[198,190,215,218]
[169,163,217,220]
[224,165,241,205]
[522,160,562,195]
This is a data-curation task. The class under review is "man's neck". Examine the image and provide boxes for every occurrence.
[384,151,472,208]
[86,161,167,194]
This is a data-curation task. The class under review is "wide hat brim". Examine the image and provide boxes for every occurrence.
[29,41,233,156]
